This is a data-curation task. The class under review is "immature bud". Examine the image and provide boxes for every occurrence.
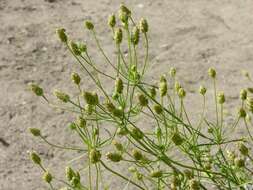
[71,177,80,187]
[108,14,116,28]
[132,149,143,161]
[137,93,148,107]
[70,41,81,56]
[149,87,156,98]
[217,92,225,104]
[56,28,68,43]
[238,143,249,156]
[139,18,148,33]
[114,28,123,44]
[54,90,70,103]
[82,91,99,105]
[30,151,41,165]
[65,166,75,181]
[85,104,93,115]
[238,108,246,118]
[29,84,44,96]
[150,170,163,178]
[171,132,184,146]
[199,86,206,96]
[105,101,116,113]
[106,152,122,162]
[131,26,140,45]
[227,150,236,162]
[178,88,186,99]
[115,77,123,94]
[169,67,176,78]
[89,149,101,164]
[118,10,128,25]
[234,157,245,168]
[240,89,247,100]
[208,68,216,78]
[131,127,144,140]
[189,179,200,190]
[43,171,53,183]
[112,140,124,151]
[85,20,94,30]
[29,128,41,137]
[153,104,163,114]
[71,72,81,85]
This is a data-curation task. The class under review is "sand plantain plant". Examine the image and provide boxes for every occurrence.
[29,4,253,190]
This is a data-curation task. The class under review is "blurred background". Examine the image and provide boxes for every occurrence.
[1,0,253,189]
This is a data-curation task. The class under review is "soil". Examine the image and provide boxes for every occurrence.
[1,0,253,189]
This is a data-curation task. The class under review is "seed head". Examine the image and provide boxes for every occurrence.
[240,89,247,100]
[85,104,93,115]
[77,117,86,128]
[65,166,75,181]
[208,68,216,78]
[120,4,131,16]
[199,86,206,96]
[132,149,143,161]
[112,140,124,151]
[234,157,245,168]
[105,101,116,113]
[178,88,186,99]
[246,97,253,112]
[150,170,163,178]
[159,82,167,97]
[68,122,76,130]
[131,127,144,140]
[82,91,99,105]
[131,26,140,45]
[71,72,81,85]
[227,150,236,162]
[115,77,123,94]
[137,93,148,107]
[114,28,123,44]
[217,92,225,104]
[171,132,184,146]
[30,151,41,165]
[84,20,94,30]
[238,108,246,118]
[139,18,148,33]
[174,81,181,92]
[43,171,53,183]
[89,149,101,164]
[238,142,249,156]
[112,107,124,118]
[106,152,122,162]
[56,28,68,43]
[29,128,41,137]
[29,84,44,96]
[78,43,87,53]
[169,67,176,78]
[108,14,116,28]
[54,90,70,103]
[70,41,81,56]
[189,179,200,190]
[71,177,80,187]
[149,87,156,98]
[153,104,163,114]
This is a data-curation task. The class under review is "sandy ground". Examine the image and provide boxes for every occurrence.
[1,0,253,189]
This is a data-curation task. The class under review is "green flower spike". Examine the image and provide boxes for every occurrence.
[29,128,41,137]
[29,84,44,96]
[139,18,148,33]
[56,28,68,43]
[89,149,101,164]
[208,68,216,78]
[106,152,122,162]
[137,93,148,107]
[115,77,123,94]
[131,26,140,45]
[70,41,81,56]
[238,142,249,156]
[150,170,163,178]
[240,89,247,101]
[54,90,70,103]
[43,171,53,183]
[71,72,81,85]
[199,86,207,96]
[114,28,123,44]
[217,92,225,104]
[85,20,94,30]
[30,151,41,165]
[108,14,116,28]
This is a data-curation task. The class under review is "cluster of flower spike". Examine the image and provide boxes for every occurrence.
[28,4,253,190]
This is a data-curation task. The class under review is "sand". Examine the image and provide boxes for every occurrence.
[1,0,253,189]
